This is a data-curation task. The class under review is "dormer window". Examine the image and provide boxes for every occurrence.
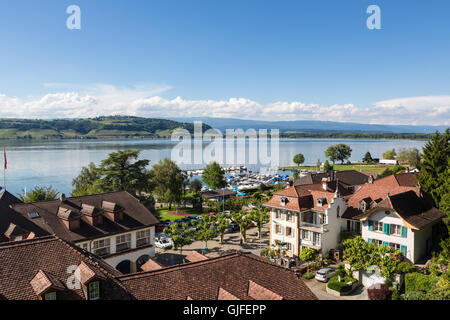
[88,281,100,300]
[280,197,288,206]
[317,197,327,207]
[44,292,56,300]
[359,201,367,212]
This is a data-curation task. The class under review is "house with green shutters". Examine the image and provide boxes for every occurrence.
[355,190,445,263]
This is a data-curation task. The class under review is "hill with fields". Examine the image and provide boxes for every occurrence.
[0,116,211,139]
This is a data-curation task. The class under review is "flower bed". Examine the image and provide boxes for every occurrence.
[169,211,193,217]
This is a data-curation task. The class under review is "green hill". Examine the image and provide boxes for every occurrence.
[0,116,211,140]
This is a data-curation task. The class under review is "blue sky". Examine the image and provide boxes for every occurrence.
[0,0,449,125]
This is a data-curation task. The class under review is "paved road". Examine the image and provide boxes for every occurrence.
[304,278,368,300]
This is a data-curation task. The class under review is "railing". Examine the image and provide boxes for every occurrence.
[300,221,328,232]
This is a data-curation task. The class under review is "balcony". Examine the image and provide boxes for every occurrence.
[300,221,328,233]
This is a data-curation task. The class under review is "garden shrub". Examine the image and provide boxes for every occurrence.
[397,261,417,274]
[405,272,439,294]
[299,248,316,262]
[303,272,315,280]
[405,290,426,300]
[368,283,391,300]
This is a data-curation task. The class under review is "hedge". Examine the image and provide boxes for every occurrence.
[327,276,357,293]
[303,272,315,280]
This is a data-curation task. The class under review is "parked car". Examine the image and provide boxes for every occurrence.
[156,221,171,232]
[315,267,337,282]
[155,237,172,249]
[225,221,239,233]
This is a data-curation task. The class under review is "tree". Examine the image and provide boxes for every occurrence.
[383,149,397,160]
[363,152,373,164]
[293,153,305,167]
[323,160,333,171]
[215,214,231,244]
[71,150,152,196]
[71,162,102,196]
[325,144,352,164]
[248,207,270,239]
[163,222,193,256]
[202,161,226,190]
[151,158,184,210]
[418,129,450,212]
[378,165,406,179]
[299,248,316,262]
[19,186,59,203]
[98,149,152,195]
[231,210,253,243]
[193,214,217,248]
[190,179,203,194]
[397,148,421,168]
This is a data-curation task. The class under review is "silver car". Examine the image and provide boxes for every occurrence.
[315,267,337,282]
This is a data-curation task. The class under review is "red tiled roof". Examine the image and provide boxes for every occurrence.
[342,173,420,220]
[140,259,163,272]
[218,287,240,300]
[185,250,208,263]
[117,252,317,300]
[263,181,350,211]
[0,236,130,300]
[248,280,283,300]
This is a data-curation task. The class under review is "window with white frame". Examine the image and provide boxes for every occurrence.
[313,232,321,246]
[286,243,293,251]
[286,227,293,237]
[275,210,280,219]
[287,213,294,222]
[374,221,383,232]
[116,233,131,252]
[136,229,151,247]
[92,238,110,256]
[374,239,383,246]
[391,224,401,236]
[302,230,310,240]
[390,242,401,251]
[81,243,88,251]
[275,224,282,235]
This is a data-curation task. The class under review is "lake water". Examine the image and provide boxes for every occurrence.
[0,138,425,197]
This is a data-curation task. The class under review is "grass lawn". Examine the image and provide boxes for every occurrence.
[157,207,203,222]
[280,163,403,174]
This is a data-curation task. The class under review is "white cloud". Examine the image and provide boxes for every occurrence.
[0,86,448,126]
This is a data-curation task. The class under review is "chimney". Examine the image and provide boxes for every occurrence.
[59,193,66,202]
[322,177,328,191]
[405,167,409,173]
[368,175,374,184]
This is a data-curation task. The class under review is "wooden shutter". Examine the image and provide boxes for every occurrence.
[401,226,407,238]
[400,245,407,256]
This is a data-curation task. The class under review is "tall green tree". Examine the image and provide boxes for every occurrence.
[151,158,184,210]
[202,161,226,190]
[418,129,450,214]
[19,186,59,203]
[325,144,352,164]
[193,214,217,248]
[231,210,253,243]
[383,149,397,160]
[163,222,193,256]
[71,162,103,196]
[316,159,322,171]
[249,207,270,239]
[98,149,152,195]
[363,152,373,164]
[293,153,305,167]
[190,179,203,194]
[215,214,231,244]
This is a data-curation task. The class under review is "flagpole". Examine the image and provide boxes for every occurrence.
[3,147,6,191]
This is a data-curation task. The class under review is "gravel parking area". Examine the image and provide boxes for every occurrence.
[154,225,269,267]
[303,278,368,300]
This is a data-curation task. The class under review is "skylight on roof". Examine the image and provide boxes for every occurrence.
[28,212,40,219]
